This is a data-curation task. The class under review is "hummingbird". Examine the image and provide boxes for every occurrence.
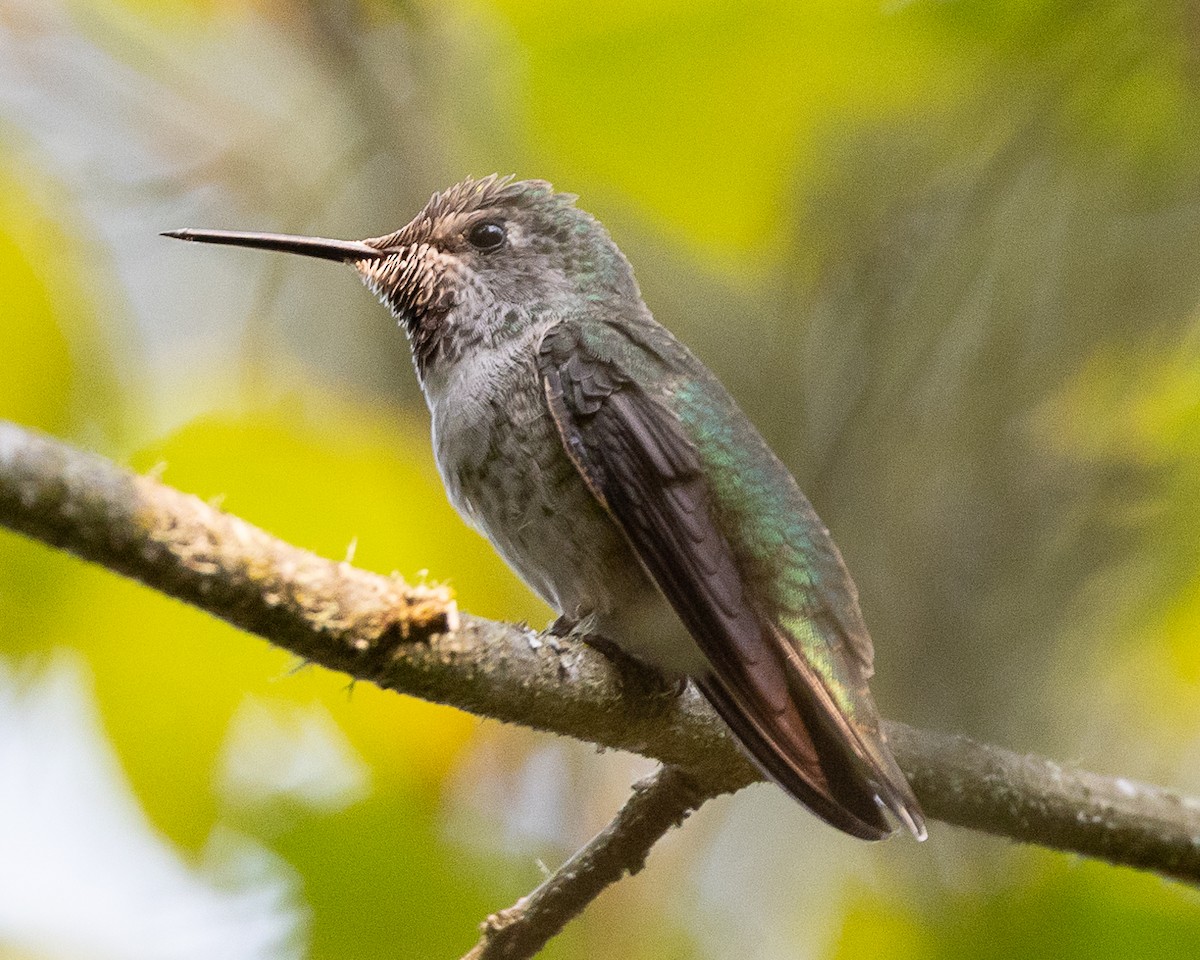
[164,175,926,841]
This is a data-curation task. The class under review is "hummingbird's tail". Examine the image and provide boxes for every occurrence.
[697,678,888,839]
[697,659,926,841]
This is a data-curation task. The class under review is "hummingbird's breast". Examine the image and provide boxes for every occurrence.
[427,344,637,615]
[424,340,702,674]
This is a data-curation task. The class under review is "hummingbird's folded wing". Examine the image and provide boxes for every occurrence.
[539,323,924,841]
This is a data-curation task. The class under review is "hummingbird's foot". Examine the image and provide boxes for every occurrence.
[583,634,680,706]
[546,614,580,638]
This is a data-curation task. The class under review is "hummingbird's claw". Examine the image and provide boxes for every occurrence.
[546,614,580,638]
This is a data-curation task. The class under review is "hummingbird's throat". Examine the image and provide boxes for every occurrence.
[356,243,454,376]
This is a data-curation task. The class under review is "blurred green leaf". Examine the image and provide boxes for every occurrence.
[1035,338,1200,721]
[832,854,1200,960]
[0,158,115,437]
[274,788,505,960]
[485,0,948,259]
[0,153,125,655]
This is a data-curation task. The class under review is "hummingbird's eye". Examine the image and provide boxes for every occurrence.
[466,220,506,252]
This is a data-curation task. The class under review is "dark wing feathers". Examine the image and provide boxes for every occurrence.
[540,324,923,840]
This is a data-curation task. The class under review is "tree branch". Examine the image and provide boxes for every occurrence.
[462,764,707,960]
[2,419,1199,885]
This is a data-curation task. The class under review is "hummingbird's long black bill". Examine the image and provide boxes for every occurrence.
[161,229,385,262]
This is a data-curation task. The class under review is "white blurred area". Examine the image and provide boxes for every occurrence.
[218,696,371,818]
[0,654,308,960]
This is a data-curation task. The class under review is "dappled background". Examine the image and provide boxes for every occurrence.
[2,0,1200,957]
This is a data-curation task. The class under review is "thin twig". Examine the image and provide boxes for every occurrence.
[1,419,1199,883]
[462,765,708,960]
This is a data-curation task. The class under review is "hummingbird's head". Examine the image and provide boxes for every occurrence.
[165,176,641,384]
[354,176,641,379]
